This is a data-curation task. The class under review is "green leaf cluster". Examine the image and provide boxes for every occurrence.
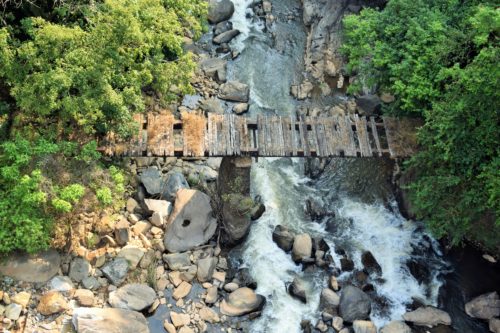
[342,0,499,247]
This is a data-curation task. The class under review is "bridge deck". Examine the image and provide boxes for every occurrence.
[102,113,420,158]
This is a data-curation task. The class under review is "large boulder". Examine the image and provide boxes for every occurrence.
[403,306,452,327]
[0,250,60,283]
[164,189,217,252]
[320,288,340,309]
[220,287,266,316]
[380,321,412,333]
[108,284,156,311]
[292,233,312,262]
[72,307,149,333]
[140,168,163,196]
[465,291,500,320]
[102,257,129,286]
[218,81,250,103]
[288,278,307,303]
[162,172,190,201]
[339,285,371,323]
[272,225,294,252]
[208,0,235,24]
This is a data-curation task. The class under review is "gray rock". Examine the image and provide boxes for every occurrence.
[0,249,60,283]
[465,291,500,320]
[218,81,250,103]
[233,103,249,115]
[339,285,371,323]
[353,320,376,333]
[82,277,100,290]
[197,257,217,283]
[219,287,266,317]
[380,320,412,333]
[200,98,224,114]
[288,278,307,303]
[272,225,294,252]
[109,284,156,311]
[5,303,22,320]
[356,95,381,116]
[49,276,75,292]
[102,257,129,286]
[69,258,91,282]
[200,58,227,83]
[292,233,312,262]
[208,0,235,24]
[72,307,149,333]
[214,20,233,36]
[403,306,452,327]
[213,29,240,45]
[144,199,172,216]
[140,167,163,196]
[117,246,145,269]
[115,218,131,246]
[164,252,191,270]
[162,172,189,202]
[490,318,500,333]
[320,288,340,309]
[164,189,217,253]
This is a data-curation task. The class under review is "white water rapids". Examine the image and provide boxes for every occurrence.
[227,0,446,332]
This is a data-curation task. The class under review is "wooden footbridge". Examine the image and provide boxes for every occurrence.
[102,112,420,158]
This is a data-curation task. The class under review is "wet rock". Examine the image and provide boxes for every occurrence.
[292,233,312,262]
[164,189,217,253]
[353,320,376,333]
[320,288,340,309]
[305,197,328,221]
[361,251,382,276]
[301,320,313,333]
[250,196,266,220]
[403,306,452,327]
[218,81,250,102]
[329,276,339,291]
[162,172,189,202]
[173,281,192,300]
[208,0,235,24]
[102,257,129,286]
[5,303,22,320]
[214,20,233,36]
[117,245,145,269]
[288,278,307,303]
[197,257,217,282]
[115,217,131,246]
[37,291,68,315]
[213,29,240,44]
[199,58,227,83]
[0,249,60,283]
[49,276,75,292]
[72,307,149,333]
[339,285,371,323]
[69,258,91,282]
[272,225,294,252]
[220,287,266,316]
[380,320,412,333]
[465,291,500,320]
[109,284,156,311]
[140,167,163,196]
[164,252,191,270]
[356,95,381,116]
[340,258,354,272]
[74,289,94,307]
[332,316,344,331]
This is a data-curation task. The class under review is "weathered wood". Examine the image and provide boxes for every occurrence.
[370,117,382,157]
[354,114,372,157]
[147,112,175,156]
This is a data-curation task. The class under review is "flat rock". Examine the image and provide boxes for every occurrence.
[465,291,500,320]
[353,320,376,333]
[102,257,129,286]
[213,29,240,45]
[173,281,192,300]
[164,189,217,253]
[109,284,156,311]
[117,245,145,269]
[0,250,60,283]
[144,199,172,216]
[162,172,189,202]
[199,306,220,323]
[5,303,22,320]
[403,306,452,327]
[490,318,500,333]
[218,81,250,103]
[380,320,412,333]
[49,276,75,292]
[220,287,266,317]
[164,252,191,270]
[200,58,227,83]
[72,307,149,333]
[339,285,371,323]
[74,289,94,307]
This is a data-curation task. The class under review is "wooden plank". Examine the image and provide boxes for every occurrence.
[354,114,372,157]
[282,117,292,156]
[370,117,382,157]
[147,112,175,156]
[277,116,285,156]
[257,114,265,156]
[300,115,310,156]
[306,116,318,156]
[291,116,297,156]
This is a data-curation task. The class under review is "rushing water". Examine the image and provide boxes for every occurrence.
[227,0,448,332]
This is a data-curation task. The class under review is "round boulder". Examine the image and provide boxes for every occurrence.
[292,233,312,262]
[208,0,235,24]
[220,287,266,316]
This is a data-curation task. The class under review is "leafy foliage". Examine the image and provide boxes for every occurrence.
[342,0,499,247]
